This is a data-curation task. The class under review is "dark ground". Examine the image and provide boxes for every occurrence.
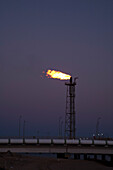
[0,152,113,170]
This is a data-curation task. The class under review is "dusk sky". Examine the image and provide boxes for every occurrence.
[0,0,113,138]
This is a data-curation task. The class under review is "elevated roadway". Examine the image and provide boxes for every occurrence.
[0,138,113,157]
[0,144,113,155]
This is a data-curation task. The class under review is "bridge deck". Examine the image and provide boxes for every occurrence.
[0,145,113,154]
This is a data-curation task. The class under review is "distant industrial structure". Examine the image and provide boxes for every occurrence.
[65,77,78,139]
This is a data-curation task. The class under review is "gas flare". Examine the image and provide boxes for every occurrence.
[46,69,71,80]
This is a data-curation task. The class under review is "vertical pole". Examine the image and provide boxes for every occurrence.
[37,130,39,138]
[23,120,26,138]
[94,154,97,160]
[111,155,113,162]
[19,115,22,138]
[84,154,87,160]
[59,117,61,138]
[96,117,101,138]
[61,121,63,138]
[102,154,106,161]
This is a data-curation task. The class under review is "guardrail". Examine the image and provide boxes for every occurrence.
[0,138,113,146]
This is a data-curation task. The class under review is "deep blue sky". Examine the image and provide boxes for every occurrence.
[0,0,113,138]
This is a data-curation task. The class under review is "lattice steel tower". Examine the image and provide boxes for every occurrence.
[65,77,78,139]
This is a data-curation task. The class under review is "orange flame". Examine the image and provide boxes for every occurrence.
[46,69,71,80]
